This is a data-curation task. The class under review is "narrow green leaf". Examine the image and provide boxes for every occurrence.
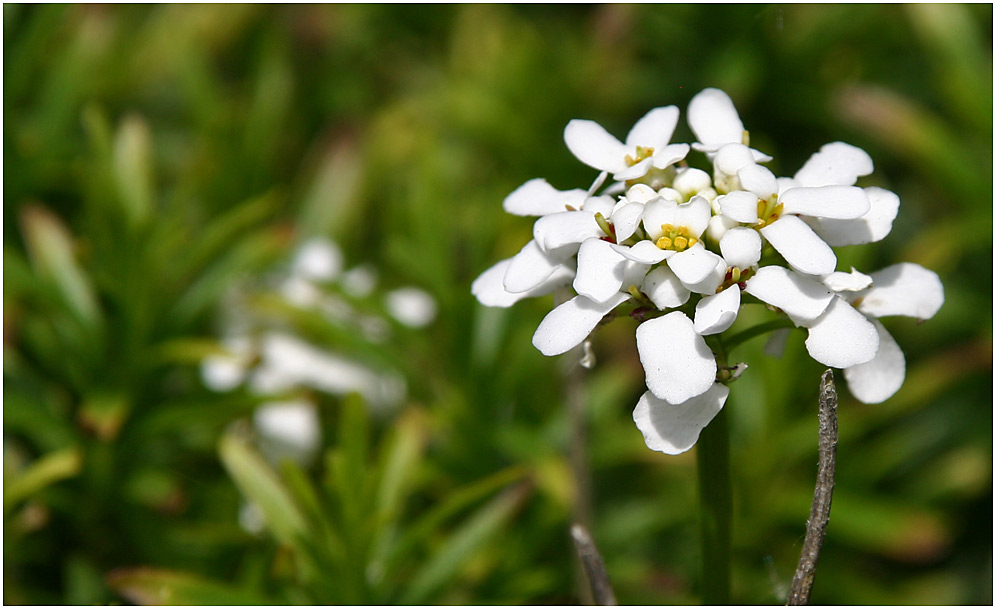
[375,408,427,521]
[4,446,83,515]
[20,205,101,326]
[402,482,531,604]
[218,433,309,548]
[107,567,279,605]
[387,465,529,573]
[112,114,155,227]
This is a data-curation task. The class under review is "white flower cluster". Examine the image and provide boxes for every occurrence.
[472,88,944,455]
[203,237,437,466]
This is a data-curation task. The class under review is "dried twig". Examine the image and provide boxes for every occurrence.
[571,523,618,606]
[787,369,839,605]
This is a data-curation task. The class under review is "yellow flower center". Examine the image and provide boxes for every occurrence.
[755,193,784,228]
[655,224,698,252]
[624,146,655,167]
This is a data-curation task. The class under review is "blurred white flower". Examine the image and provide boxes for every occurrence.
[253,399,322,465]
[201,336,254,391]
[341,264,378,298]
[292,237,343,282]
[385,287,437,328]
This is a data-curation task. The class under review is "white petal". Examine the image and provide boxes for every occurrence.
[564,119,629,173]
[636,311,717,404]
[532,292,630,356]
[613,240,673,264]
[574,239,627,303]
[641,265,690,310]
[632,384,729,455]
[681,257,726,295]
[614,157,654,181]
[761,216,837,276]
[642,198,678,241]
[776,176,801,195]
[672,167,713,199]
[622,260,652,289]
[694,288,741,335]
[622,183,659,204]
[808,187,900,246]
[688,88,744,149]
[473,259,574,308]
[822,268,873,292]
[533,210,602,252]
[794,142,874,187]
[750,147,774,163]
[738,164,778,199]
[626,105,680,149]
[656,187,683,203]
[674,195,712,238]
[779,186,870,220]
[651,143,691,169]
[705,213,740,244]
[503,178,588,216]
[843,320,905,404]
[744,265,833,323]
[856,263,944,320]
[714,143,757,176]
[504,240,562,293]
[719,227,762,268]
[804,298,880,368]
[583,195,616,217]
[668,244,724,287]
[611,201,645,242]
[719,191,760,223]
[587,171,609,195]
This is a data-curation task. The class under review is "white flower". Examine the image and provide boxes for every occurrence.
[791,142,900,246]
[743,266,880,369]
[687,88,772,192]
[631,228,761,410]
[827,263,944,403]
[719,163,871,276]
[564,106,690,183]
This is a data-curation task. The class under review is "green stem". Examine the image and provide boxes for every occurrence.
[696,404,731,605]
[722,317,795,354]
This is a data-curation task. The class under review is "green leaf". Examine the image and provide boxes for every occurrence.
[388,465,529,569]
[19,205,101,327]
[112,114,155,228]
[218,432,309,549]
[4,445,83,515]
[401,482,531,604]
[107,567,279,605]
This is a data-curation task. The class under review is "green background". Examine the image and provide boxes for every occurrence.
[5,4,992,604]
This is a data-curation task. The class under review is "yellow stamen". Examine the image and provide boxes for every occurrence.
[674,236,689,250]
[657,237,673,250]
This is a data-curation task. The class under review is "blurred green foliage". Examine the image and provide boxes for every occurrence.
[4,4,992,605]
